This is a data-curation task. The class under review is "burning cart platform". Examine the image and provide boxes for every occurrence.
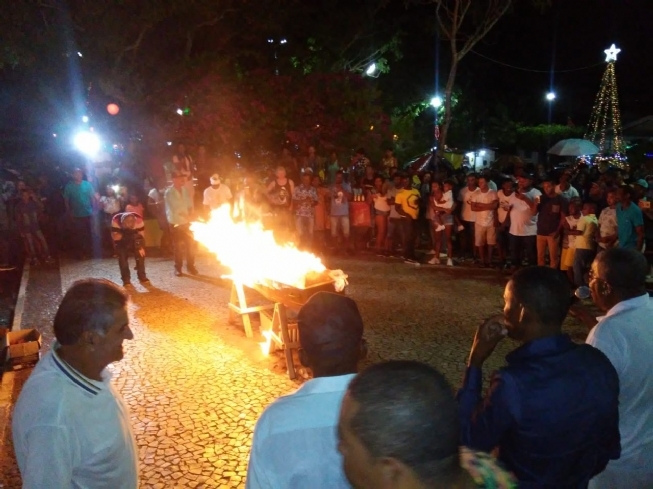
[228,272,345,380]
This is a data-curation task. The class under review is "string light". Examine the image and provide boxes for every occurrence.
[584,45,626,169]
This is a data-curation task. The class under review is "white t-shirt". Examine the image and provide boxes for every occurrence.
[564,215,580,248]
[508,188,542,236]
[12,348,138,489]
[437,190,454,209]
[99,196,121,215]
[372,192,391,212]
[598,207,618,249]
[472,189,498,227]
[203,184,233,211]
[458,187,479,222]
[247,374,354,489]
[497,190,512,224]
[587,295,653,488]
[555,184,579,201]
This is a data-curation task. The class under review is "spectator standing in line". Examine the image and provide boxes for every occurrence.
[458,174,479,261]
[616,185,644,251]
[496,178,514,269]
[172,143,195,209]
[311,175,329,253]
[147,181,172,256]
[370,175,390,256]
[15,188,53,266]
[338,361,517,489]
[561,199,582,284]
[587,181,608,215]
[202,173,232,215]
[329,170,352,255]
[37,174,68,255]
[293,171,319,249]
[596,189,619,252]
[165,171,198,277]
[265,166,295,233]
[326,152,341,185]
[507,174,541,270]
[381,147,398,176]
[63,168,97,260]
[635,179,653,275]
[458,266,620,487]
[12,279,138,489]
[0,182,12,270]
[555,170,579,201]
[470,175,498,268]
[125,194,144,217]
[427,180,455,267]
[587,249,653,489]
[247,292,366,489]
[536,175,567,269]
[111,212,149,287]
[572,202,599,287]
[385,173,403,257]
[394,174,421,265]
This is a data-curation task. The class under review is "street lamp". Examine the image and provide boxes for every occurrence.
[176,108,184,116]
[546,92,556,101]
[365,63,377,76]
[430,96,443,108]
[73,131,100,157]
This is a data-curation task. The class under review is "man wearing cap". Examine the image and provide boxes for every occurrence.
[202,173,233,215]
[165,171,198,276]
[247,292,366,489]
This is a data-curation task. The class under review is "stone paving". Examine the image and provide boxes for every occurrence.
[1,252,590,488]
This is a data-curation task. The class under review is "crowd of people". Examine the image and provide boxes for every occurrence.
[10,246,653,488]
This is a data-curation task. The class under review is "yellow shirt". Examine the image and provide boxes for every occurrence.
[576,214,598,250]
[395,188,421,220]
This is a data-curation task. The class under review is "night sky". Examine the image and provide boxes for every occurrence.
[1,0,651,159]
[393,0,653,125]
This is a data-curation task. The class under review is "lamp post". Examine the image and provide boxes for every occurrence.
[546,91,556,166]
[431,96,443,172]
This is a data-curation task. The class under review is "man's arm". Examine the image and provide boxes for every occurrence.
[21,425,74,489]
[457,368,516,452]
[635,225,644,251]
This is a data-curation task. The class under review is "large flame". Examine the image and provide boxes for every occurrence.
[190,205,326,288]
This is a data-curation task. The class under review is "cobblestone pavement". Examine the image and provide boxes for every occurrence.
[1,252,589,488]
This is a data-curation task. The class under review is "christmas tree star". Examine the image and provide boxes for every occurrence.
[604,44,621,62]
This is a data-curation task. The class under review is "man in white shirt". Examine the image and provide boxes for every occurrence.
[586,248,653,489]
[12,279,138,489]
[203,173,233,215]
[471,175,498,267]
[458,174,479,260]
[247,292,366,489]
[597,189,619,251]
[508,174,541,270]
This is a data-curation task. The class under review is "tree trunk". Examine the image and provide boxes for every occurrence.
[439,59,457,156]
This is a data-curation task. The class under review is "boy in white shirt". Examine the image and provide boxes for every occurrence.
[432,180,464,232]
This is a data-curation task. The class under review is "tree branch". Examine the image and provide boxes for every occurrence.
[184,10,235,61]
[113,24,152,73]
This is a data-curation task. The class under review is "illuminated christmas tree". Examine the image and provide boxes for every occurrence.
[585,44,626,168]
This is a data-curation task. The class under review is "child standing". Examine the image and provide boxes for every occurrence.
[561,199,582,284]
[572,202,598,287]
[125,194,145,217]
[15,189,53,266]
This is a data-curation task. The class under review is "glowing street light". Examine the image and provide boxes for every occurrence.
[430,96,443,108]
[73,131,101,157]
[365,63,377,76]
[82,115,89,123]
[176,108,183,116]
[546,92,556,101]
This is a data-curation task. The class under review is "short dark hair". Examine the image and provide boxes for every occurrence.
[54,279,129,345]
[598,248,648,295]
[620,184,635,199]
[348,361,459,484]
[297,292,363,366]
[467,173,478,179]
[511,267,571,326]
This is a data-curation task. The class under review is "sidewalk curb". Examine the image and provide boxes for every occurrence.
[0,263,30,452]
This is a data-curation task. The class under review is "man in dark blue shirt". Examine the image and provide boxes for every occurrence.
[457,266,620,488]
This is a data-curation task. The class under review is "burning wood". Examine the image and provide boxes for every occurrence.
[190,205,347,291]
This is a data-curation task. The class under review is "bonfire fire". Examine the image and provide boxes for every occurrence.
[190,205,345,290]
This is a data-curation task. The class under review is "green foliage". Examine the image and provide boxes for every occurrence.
[514,124,585,151]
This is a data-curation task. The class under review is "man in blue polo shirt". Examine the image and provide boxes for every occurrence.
[63,168,97,259]
[616,185,644,251]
